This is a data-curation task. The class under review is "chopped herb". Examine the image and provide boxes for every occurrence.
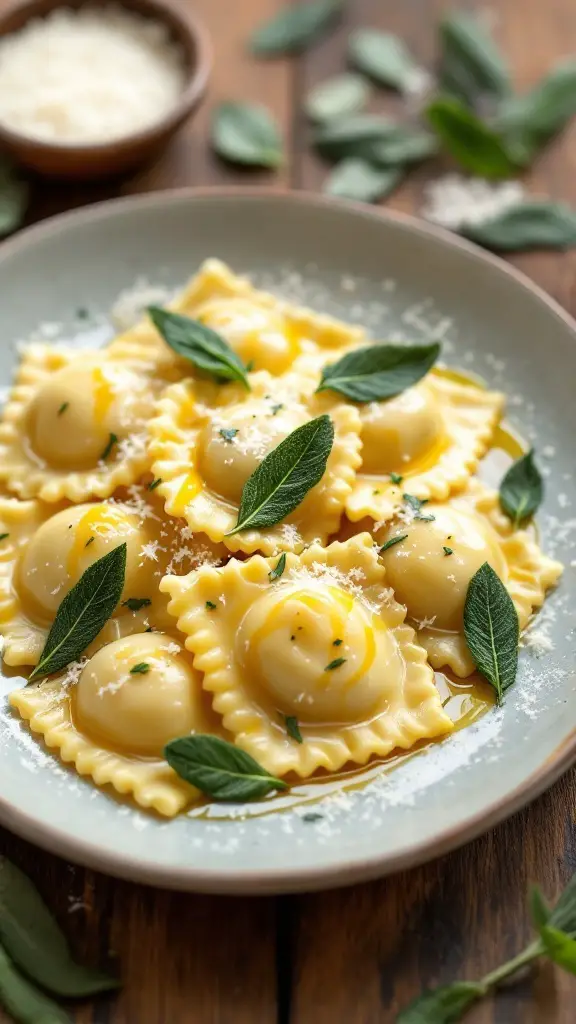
[283,715,303,743]
[219,427,239,443]
[333,638,343,646]
[130,663,150,675]
[144,626,153,632]
[0,533,9,542]
[390,472,403,484]
[148,478,162,491]
[84,536,95,548]
[245,359,255,372]
[325,657,346,671]
[122,597,151,612]
[271,403,284,415]
[380,533,408,553]
[403,493,436,521]
[443,545,454,556]
[302,812,324,823]
[99,433,118,461]
[268,552,287,582]
[57,402,69,416]
[290,634,296,641]
[206,600,217,610]
[373,489,380,495]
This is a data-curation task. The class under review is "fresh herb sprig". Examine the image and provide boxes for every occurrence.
[148,307,250,389]
[499,449,544,525]
[463,562,519,703]
[165,735,287,801]
[317,342,440,402]
[211,102,283,167]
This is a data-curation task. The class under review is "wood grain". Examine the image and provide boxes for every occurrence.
[1,0,576,1021]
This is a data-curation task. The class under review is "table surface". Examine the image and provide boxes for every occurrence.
[2,0,576,1021]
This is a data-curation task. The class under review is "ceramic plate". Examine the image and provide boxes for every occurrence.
[0,191,574,894]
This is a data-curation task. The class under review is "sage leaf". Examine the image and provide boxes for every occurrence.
[211,102,282,167]
[306,73,369,123]
[548,871,576,934]
[0,857,118,997]
[426,96,516,178]
[148,307,250,389]
[529,884,552,930]
[283,715,303,744]
[499,449,543,525]
[165,735,287,801]
[29,544,127,681]
[380,534,408,553]
[315,114,437,165]
[268,552,287,582]
[396,981,485,1023]
[250,0,343,56]
[229,415,334,533]
[463,562,519,703]
[497,61,576,164]
[539,926,576,975]
[0,161,28,237]
[324,159,402,203]
[0,946,71,1024]
[462,201,576,251]
[439,12,511,108]
[348,29,421,93]
[317,342,440,402]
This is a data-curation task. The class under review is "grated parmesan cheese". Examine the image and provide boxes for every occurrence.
[420,174,526,231]
[0,6,186,144]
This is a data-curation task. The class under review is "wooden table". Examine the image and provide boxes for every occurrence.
[2,1,576,1021]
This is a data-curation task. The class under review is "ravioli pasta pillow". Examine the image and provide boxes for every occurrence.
[161,533,453,778]
[148,369,362,554]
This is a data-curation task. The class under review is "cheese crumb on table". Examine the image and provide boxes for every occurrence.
[420,174,526,231]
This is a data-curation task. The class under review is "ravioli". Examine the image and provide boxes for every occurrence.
[377,480,563,676]
[148,369,362,555]
[0,487,227,666]
[0,345,161,502]
[109,258,364,379]
[161,534,453,778]
[10,632,223,816]
[346,372,504,523]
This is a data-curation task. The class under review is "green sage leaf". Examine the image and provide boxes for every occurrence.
[539,925,576,975]
[348,29,421,93]
[426,96,516,178]
[324,159,403,203]
[283,715,303,744]
[269,553,287,582]
[30,544,127,681]
[499,449,543,525]
[463,562,519,703]
[439,11,511,108]
[148,307,250,389]
[0,857,118,997]
[250,0,343,56]
[165,735,287,801]
[0,946,71,1024]
[306,73,369,123]
[315,114,437,165]
[316,342,440,402]
[380,534,408,553]
[548,872,576,934]
[211,102,282,167]
[497,61,576,164]
[529,884,552,931]
[462,201,576,251]
[0,161,29,237]
[229,415,334,534]
[396,980,485,1023]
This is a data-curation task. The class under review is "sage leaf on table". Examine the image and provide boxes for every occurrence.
[496,61,576,164]
[463,562,519,703]
[396,981,485,1023]
[228,414,334,534]
[305,73,369,123]
[165,735,287,801]
[347,29,421,94]
[148,307,250,389]
[546,869,576,933]
[211,102,283,167]
[250,0,343,56]
[539,926,576,974]
[498,449,543,525]
[462,201,576,251]
[316,342,440,402]
[324,159,403,203]
[439,11,511,109]
[529,884,552,930]
[29,544,126,681]
[0,945,71,1024]
[0,161,28,237]
[315,114,437,165]
[0,857,118,997]
[426,96,517,178]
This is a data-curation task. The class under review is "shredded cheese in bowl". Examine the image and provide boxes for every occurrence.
[0,5,187,144]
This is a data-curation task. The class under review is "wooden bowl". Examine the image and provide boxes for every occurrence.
[0,0,211,179]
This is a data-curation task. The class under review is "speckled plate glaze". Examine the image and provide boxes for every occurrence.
[0,190,574,894]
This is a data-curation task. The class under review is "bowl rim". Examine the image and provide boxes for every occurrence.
[0,0,212,155]
[0,186,574,894]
